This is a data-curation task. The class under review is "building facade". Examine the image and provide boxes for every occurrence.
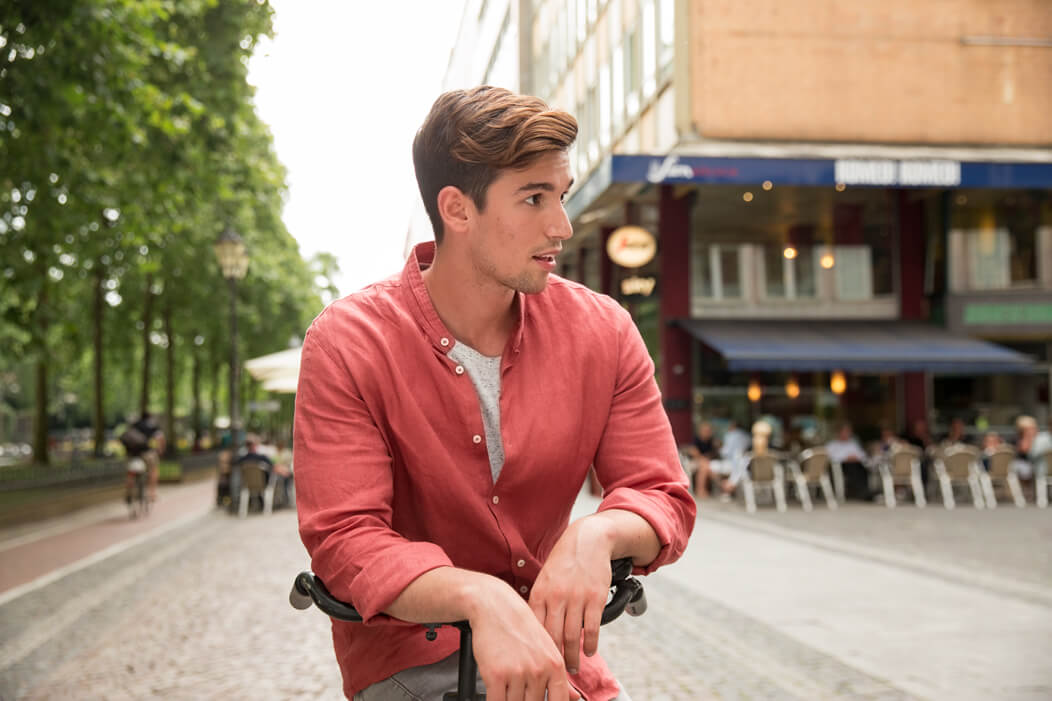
[433,0,1052,445]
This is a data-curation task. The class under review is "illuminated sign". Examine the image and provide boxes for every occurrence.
[607,226,656,268]
[620,275,656,297]
[833,159,961,187]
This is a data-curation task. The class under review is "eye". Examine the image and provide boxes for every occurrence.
[525,194,541,206]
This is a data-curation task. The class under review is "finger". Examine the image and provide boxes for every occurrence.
[561,604,583,674]
[484,677,508,701]
[546,673,572,701]
[505,678,525,701]
[544,604,566,656]
[581,595,603,657]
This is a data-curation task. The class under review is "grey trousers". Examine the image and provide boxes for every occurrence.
[353,651,631,701]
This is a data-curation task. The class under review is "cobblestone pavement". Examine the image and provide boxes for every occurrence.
[2,488,1050,700]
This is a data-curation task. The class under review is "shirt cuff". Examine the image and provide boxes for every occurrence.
[595,485,693,575]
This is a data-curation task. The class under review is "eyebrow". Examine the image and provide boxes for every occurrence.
[515,178,575,194]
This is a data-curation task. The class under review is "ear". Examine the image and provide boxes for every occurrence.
[437,185,473,238]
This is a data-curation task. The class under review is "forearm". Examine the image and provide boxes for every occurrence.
[574,508,661,568]
[385,566,517,625]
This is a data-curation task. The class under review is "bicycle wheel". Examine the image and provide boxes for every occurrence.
[137,473,150,518]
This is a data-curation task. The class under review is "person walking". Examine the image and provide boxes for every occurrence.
[293,86,695,701]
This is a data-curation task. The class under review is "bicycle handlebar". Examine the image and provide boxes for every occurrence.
[290,557,647,627]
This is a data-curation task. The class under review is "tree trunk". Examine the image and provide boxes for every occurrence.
[162,301,174,458]
[32,274,50,465]
[93,268,106,456]
[139,273,154,414]
[33,356,49,466]
[209,335,220,448]
[191,333,202,450]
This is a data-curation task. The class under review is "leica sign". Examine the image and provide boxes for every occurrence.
[607,226,657,268]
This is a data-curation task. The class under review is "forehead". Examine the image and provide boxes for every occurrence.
[494,150,573,189]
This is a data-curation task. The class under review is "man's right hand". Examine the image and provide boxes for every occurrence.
[468,576,580,701]
[385,568,579,701]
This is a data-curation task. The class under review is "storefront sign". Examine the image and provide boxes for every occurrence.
[963,302,1052,325]
[833,159,961,187]
[620,275,657,297]
[607,226,656,268]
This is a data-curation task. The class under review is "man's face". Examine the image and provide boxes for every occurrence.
[467,150,574,294]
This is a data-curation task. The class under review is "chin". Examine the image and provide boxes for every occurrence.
[507,272,549,295]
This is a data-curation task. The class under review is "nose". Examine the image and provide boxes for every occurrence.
[548,204,573,241]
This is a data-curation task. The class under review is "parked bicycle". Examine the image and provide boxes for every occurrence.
[290,557,647,701]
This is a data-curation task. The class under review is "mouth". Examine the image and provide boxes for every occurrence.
[531,253,557,272]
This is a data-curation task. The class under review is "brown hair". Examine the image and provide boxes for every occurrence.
[412,86,578,244]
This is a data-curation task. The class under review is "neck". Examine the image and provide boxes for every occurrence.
[422,245,517,356]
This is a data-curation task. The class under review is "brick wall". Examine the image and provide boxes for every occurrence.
[688,0,1052,145]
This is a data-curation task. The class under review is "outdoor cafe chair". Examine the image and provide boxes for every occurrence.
[933,444,985,509]
[879,444,926,508]
[237,459,276,518]
[788,447,838,512]
[979,445,1025,508]
[1034,450,1052,508]
[739,451,788,513]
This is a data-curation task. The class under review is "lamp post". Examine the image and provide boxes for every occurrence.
[214,228,249,453]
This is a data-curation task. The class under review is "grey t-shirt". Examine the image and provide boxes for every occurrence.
[448,342,505,482]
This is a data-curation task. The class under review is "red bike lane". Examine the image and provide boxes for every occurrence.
[0,478,217,599]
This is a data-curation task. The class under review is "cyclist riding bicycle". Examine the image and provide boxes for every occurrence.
[294,87,696,701]
[122,411,165,505]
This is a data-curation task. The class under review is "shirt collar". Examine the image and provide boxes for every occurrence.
[403,241,526,355]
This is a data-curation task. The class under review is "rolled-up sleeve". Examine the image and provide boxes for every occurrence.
[294,319,453,623]
[592,307,696,574]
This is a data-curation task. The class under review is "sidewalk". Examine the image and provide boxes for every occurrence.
[0,478,217,601]
[2,490,1050,700]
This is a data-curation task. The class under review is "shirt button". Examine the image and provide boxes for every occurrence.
[492,495,500,504]
[455,365,465,375]
[519,585,529,594]
[516,559,526,568]
[473,434,482,444]
[440,337,450,347]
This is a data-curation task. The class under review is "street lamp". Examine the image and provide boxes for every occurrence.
[214,227,249,452]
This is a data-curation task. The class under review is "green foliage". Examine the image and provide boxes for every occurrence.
[0,0,330,457]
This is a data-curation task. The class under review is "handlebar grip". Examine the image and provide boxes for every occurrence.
[626,587,647,617]
[289,573,314,610]
[290,572,364,621]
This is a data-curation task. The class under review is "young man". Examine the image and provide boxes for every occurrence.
[294,87,695,701]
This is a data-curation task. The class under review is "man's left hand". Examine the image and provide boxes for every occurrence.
[527,516,614,676]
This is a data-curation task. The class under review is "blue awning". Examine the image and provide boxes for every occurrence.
[677,320,1035,374]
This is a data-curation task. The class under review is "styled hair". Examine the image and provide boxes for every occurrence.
[412,86,578,244]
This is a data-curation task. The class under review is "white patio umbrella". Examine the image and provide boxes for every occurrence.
[244,347,301,393]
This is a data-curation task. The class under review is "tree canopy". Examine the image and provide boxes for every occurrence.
[0,0,329,461]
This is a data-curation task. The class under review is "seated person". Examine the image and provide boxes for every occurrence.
[708,420,751,499]
[825,422,873,501]
[980,431,1003,471]
[684,422,720,498]
[939,417,971,447]
[1014,415,1052,481]
[232,438,274,511]
[272,439,294,508]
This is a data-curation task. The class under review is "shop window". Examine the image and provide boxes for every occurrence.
[762,245,817,299]
[694,244,743,300]
[951,190,1048,291]
[641,0,656,99]
[624,28,640,117]
[657,0,674,74]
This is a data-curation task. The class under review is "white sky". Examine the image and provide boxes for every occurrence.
[248,1,465,297]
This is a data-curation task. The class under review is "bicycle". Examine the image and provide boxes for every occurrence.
[290,557,647,701]
[125,456,150,519]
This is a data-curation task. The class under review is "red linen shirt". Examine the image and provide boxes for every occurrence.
[295,242,695,700]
